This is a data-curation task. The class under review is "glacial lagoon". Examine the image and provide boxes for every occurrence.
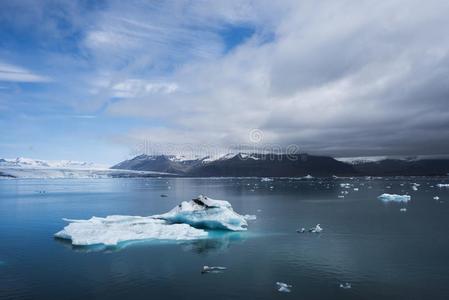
[1,177,449,299]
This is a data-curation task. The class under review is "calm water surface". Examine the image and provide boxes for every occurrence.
[1,177,449,300]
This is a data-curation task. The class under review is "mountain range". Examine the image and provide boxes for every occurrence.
[111,153,449,177]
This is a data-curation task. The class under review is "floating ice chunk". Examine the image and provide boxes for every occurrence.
[201,266,227,274]
[378,194,411,202]
[56,195,252,246]
[155,195,249,231]
[353,188,359,191]
[297,224,323,233]
[412,185,418,191]
[400,208,407,212]
[433,196,440,200]
[339,283,352,289]
[260,177,273,182]
[310,224,323,233]
[296,227,306,233]
[276,282,292,293]
[54,215,207,246]
[437,184,449,188]
[243,214,257,221]
[340,183,351,188]
[338,195,345,198]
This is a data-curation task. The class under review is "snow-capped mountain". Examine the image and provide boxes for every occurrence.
[112,153,357,177]
[336,156,388,165]
[112,153,449,177]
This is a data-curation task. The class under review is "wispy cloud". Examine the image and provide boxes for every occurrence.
[0,62,51,83]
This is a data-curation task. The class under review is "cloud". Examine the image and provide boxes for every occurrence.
[3,0,449,159]
[103,0,449,157]
[111,80,178,98]
[0,61,51,83]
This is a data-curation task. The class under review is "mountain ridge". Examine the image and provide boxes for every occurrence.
[111,153,449,177]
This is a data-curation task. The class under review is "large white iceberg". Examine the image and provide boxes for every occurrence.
[378,193,411,202]
[55,216,207,246]
[154,195,249,231]
[55,195,251,246]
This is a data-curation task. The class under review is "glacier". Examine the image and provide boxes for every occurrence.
[55,195,252,246]
[378,193,411,202]
[0,157,172,179]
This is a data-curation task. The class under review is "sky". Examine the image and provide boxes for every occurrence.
[1,0,449,165]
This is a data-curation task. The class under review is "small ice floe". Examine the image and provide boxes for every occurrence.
[276,282,292,293]
[400,208,407,212]
[433,196,440,200]
[297,224,323,233]
[340,183,351,189]
[437,184,449,188]
[296,227,306,233]
[353,188,359,191]
[243,214,257,221]
[261,177,273,182]
[412,185,418,191]
[310,224,323,233]
[338,195,345,198]
[339,282,352,289]
[378,194,411,202]
[201,266,227,274]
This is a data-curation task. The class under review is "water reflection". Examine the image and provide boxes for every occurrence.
[181,231,247,255]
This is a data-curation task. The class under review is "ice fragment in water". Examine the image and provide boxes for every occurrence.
[378,194,411,202]
[276,282,292,293]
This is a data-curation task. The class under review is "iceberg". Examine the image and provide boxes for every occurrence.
[378,193,411,202]
[310,224,323,233]
[276,282,292,293]
[201,266,227,274]
[55,216,208,246]
[339,282,352,289]
[243,214,257,221]
[155,195,249,231]
[55,195,251,246]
